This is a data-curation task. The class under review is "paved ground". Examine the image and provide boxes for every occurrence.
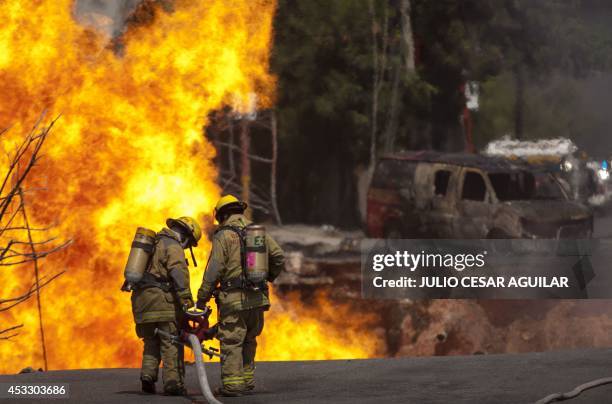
[2,348,612,403]
[594,214,612,238]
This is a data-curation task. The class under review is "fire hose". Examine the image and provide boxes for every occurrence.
[154,306,224,404]
[534,377,612,403]
[187,333,222,404]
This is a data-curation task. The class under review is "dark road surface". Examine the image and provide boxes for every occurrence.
[594,214,612,238]
[2,348,612,403]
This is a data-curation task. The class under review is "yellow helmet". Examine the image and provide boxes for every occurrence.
[166,216,202,247]
[214,195,247,217]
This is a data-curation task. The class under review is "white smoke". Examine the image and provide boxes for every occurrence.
[483,136,612,208]
[74,0,141,38]
[483,136,578,157]
[588,193,612,206]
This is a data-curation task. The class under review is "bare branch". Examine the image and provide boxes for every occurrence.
[0,240,73,266]
[0,324,23,341]
[0,239,16,261]
[0,198,26,235]
[0,271,65,311]
[0,114,59,220]
[0,324,23,336]
[1,225,56,232]
[19,186,49,369]
[7,237,60,246]
[0,126,11,138]
[0,115,68,341]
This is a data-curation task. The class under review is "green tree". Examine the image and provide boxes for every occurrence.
[272,0,427,226]
[472,1,612,143]
[271,0,612,227]
[412,0,611,143]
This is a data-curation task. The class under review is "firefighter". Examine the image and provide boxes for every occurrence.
[131,216,202,395]
[196,195,285,397]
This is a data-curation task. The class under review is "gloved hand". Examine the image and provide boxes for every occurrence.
[176,290,194,311]
[182,298,194,312]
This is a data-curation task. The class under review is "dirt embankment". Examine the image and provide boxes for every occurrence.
[270,225,612,357]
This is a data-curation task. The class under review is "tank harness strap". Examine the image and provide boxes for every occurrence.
[133,235,173,292]
[215,225,248,281]
[131,240,155,254]
[218,276,267,293]
[136,272,174,293]
[214,225,267,292]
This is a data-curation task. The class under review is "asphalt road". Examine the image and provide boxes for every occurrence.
[594,214,612,238]
[2,348,612,403]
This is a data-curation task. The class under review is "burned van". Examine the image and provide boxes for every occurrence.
[366,151,593,239]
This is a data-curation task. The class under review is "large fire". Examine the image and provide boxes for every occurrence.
[0,0,382,373]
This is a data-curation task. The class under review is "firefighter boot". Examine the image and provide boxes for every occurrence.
[141,375,156,394]
[214,386,243,397]
[163,380,187,396]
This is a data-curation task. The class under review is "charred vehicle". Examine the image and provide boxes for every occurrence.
[483,138,607,208]
[366,151,593,239]
[505,154,600,207]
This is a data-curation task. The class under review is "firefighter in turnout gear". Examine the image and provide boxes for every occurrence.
[196,195,285,397]
[130,216,202,395]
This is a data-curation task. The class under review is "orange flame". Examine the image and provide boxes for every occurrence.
[0,0,381,373]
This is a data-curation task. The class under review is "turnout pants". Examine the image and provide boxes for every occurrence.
[136,322,185,392]
[218,307,265,392]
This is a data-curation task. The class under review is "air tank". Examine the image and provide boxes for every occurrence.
[124,227,156,285]
[245,225,268,283]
